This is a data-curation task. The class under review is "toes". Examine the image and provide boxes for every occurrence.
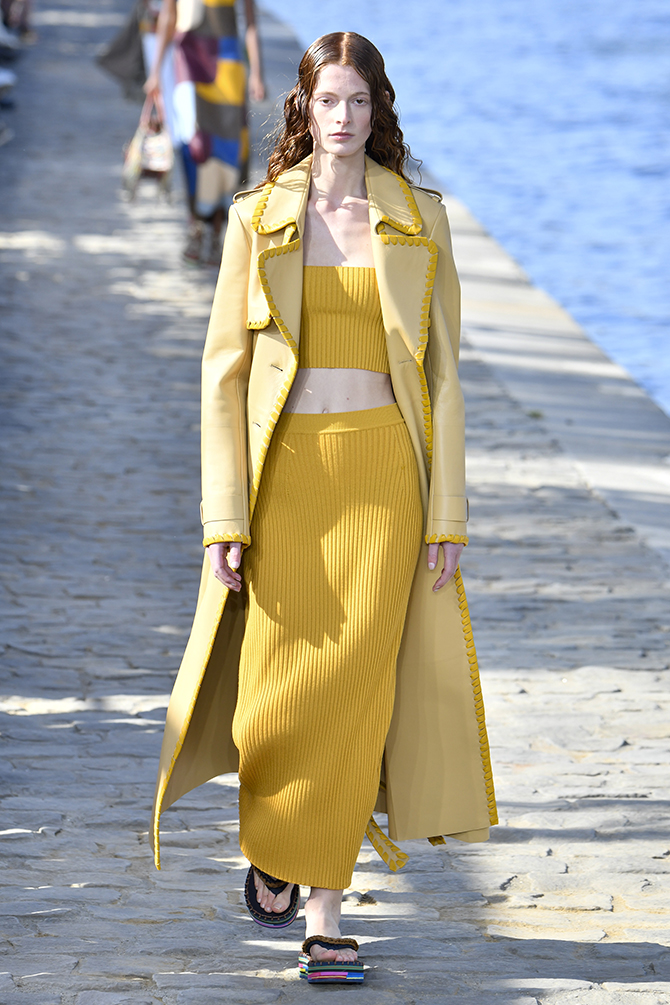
[253,875,295,914]
[311,949,337,964]
[310,948,358,964]
[271,892,285,913]
[271,883,294,913]
[256,880,273,912]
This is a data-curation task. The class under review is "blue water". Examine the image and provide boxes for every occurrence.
[263,0,670,415]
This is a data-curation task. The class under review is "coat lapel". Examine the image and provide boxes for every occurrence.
[250,158,311,354]
[249,154,437,364]
[366,158,435,361]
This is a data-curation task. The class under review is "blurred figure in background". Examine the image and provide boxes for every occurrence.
[0,63,16,146]
[0,0,31,148]
[145,0,265,267]
[138,1,177,144]
[1,0,35,45]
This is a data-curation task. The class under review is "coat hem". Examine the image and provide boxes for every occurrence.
[151,585,228,870]
[455,567,498,826]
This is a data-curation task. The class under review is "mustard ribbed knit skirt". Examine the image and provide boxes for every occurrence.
[232,403,423,890]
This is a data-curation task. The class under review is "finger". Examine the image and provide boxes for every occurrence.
[222,544,242,591]
[427,543,439,570]
[207,544,242,591]
[433,548,460,592]
[217,566,241,591]
[206,543,224,572]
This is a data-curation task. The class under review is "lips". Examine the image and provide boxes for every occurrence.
[331,132,352,139]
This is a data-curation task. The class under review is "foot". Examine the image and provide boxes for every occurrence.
[183,220,204,265]
[253,871,296,915]
[303,888,358,963]
[206,225,223,268]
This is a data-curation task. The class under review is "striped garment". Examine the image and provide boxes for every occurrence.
[173,0,248,214]
[298,954,365,983]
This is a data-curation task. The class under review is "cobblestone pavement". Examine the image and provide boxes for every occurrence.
[0,4,669,1003]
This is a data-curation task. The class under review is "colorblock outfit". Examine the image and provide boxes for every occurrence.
[151,156,498,882]
[173,0,249,215]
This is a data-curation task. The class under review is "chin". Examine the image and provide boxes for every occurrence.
[324,141,365,157]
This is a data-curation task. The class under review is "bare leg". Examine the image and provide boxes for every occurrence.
[205,207,225,267]
[303,888,358,963]
[211,206,225,236]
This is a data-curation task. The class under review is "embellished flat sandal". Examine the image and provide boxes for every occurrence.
[243,865,300,929]
[298,936,364,984]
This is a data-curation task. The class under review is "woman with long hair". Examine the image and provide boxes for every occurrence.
[151,31,497,984]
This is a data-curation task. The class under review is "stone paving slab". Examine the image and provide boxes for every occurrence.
[0,2,669,1003]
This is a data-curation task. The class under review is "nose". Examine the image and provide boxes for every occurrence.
[334,100,351,124]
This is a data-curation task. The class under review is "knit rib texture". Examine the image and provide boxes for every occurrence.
[299,266,390,373]
[233,404,422,889]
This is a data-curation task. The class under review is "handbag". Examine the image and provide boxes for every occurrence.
[95,0,145,101]
[122,95,174,199]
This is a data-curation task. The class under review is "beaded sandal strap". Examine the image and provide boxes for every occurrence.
[252,866,289,892]
[302,935,359,954]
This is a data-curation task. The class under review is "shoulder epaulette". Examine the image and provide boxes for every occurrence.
[233,186,264,204]
[412,184,443,202]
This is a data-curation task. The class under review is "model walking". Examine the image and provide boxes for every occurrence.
[145,0,264,265]
[152,31,497,984]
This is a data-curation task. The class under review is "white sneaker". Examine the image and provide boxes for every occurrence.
[0,21,21,53]
[0,68,17,99]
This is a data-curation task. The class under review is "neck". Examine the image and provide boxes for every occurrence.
[310,147,367,205]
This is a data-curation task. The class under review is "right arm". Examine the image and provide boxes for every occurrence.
[243,0,265,102]
[144,0,177,98]
[200,204,253,589]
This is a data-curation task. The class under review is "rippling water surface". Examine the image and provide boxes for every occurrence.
[263,0,670,415]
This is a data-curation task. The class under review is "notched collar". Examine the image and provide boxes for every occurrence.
[248,154,424,238]
[250,157,312,236]
[365,158,423,236]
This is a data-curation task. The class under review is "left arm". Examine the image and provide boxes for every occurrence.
[424,202,468,590]
[243,0,265,102]
[144,0,176,98]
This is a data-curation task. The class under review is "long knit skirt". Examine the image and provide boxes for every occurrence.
[232,403,423,890]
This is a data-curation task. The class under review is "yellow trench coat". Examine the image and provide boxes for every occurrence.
[151,155,497,870]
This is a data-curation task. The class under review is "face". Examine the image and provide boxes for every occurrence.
[308,63,373,158]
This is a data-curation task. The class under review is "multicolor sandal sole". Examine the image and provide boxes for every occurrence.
[243,866,299,929]
[298,953,364,983]
[299,936,364,984]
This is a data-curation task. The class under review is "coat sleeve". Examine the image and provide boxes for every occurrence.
[424,203,469,544]
[200,203,253,547]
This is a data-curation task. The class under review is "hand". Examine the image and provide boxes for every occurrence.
[248,71,265,102]
[207,542,242,592]
[427,541,464,592]
[144,73,160,99]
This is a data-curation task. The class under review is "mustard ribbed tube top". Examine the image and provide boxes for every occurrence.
[299,266,390,374]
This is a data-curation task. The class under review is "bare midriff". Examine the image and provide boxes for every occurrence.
[283,368,396,414]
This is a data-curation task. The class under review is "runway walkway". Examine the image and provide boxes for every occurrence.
[0,4,669,1003]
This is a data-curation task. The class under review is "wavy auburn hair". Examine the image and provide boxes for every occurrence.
[265,32,413,183]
